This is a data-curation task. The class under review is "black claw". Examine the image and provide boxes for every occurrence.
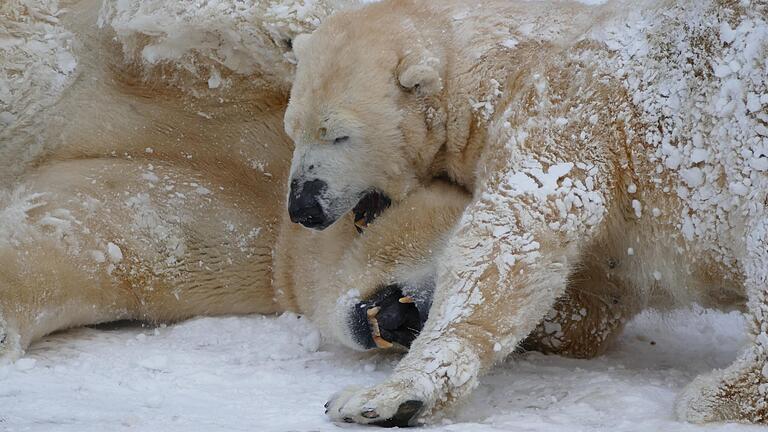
[372,400,425,428]
[343,417,355,423]
[324,401,330,409]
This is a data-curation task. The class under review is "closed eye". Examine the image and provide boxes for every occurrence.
[334,136,350,144]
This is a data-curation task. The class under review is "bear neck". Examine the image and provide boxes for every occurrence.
[420,0,599,192]
[427,32,512,191]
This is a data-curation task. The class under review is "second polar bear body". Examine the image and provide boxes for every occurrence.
[285,0,767,425]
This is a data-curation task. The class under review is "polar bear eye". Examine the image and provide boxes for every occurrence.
[334,136,350,144]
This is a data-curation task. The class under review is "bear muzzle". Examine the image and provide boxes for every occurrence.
[288,178,332,230]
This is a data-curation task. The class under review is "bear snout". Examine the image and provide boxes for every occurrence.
[288,178,331,229]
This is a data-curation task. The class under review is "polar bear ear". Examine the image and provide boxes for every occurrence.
[291,33,312,61]
[397,61,443,96]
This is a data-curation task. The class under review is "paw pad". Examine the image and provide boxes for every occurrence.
[350,285,427,349]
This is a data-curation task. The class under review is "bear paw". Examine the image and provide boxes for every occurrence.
[325,375,429,427]
[349,284,428,350]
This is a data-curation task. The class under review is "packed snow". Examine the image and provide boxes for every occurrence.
[2,309,759,431]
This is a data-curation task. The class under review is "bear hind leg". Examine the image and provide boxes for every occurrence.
[520,258,637,359]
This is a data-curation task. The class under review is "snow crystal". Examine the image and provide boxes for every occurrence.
[90,250,106,263]
[505,161,574,198]
[501,38,519,49]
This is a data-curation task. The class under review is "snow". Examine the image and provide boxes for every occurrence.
[2,309,756,431]
[106,242,124,263]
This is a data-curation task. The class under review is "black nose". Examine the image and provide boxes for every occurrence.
[288,179,329,229]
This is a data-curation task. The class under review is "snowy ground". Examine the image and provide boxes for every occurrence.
[3,309,763,432]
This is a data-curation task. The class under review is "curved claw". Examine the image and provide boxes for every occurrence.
[372,335,393,349]
[366,306,394,349]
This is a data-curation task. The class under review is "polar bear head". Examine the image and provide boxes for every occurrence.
[284,4,446,230]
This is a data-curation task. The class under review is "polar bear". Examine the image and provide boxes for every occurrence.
[284,0,768,426]
[1,0,502,368]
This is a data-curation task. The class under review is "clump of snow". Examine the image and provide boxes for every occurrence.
[14,357,36,371]
[0,189,47,248]
[106,242,124,263]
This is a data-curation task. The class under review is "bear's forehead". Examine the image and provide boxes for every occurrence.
[297,45,396,96]
[311,11,405,59]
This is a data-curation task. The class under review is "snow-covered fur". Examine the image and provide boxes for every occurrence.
[286,0,768,425]
[98,0,353,94]
[0,0,77,185]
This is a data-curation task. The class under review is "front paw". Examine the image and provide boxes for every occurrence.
[349,285,428,350]
[325,376,429,427]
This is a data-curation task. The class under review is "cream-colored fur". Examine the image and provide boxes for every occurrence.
[287,0,768,425]
[0,0,474,362]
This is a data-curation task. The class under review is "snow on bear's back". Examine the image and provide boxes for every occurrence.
[98,0,360,95]
[0,0,77,186]
[589,0,768,267]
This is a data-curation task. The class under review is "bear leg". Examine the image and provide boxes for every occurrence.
[520,259,637,359]
[676,218,768,423]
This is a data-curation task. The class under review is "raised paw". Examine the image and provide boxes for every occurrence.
[325,378,428,427]
[349,284,429,350]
